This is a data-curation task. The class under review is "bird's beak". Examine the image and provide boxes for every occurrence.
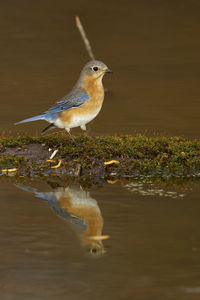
[105,68,113,74]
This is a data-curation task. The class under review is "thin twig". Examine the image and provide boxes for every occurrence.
[75,15,95,60]
[50,149,58,160]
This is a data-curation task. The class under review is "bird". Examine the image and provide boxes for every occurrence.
[15,183,107,256]
[15,60,112,137]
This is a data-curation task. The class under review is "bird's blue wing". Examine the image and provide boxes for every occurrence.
[15,88,90,125]
[45,88,90,114]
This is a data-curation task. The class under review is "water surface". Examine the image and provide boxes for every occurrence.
[1,0,200,138]
[1,178,200,299]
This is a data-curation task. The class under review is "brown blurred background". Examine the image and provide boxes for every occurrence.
[1,0,200,138]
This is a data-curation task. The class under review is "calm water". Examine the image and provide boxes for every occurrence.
[1,178,200,299]
[1,0,200,138]
[1,0,200,299]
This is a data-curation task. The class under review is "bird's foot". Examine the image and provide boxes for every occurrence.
[84,131,97,142]
[81,126,96,140]
[67,131,77,145]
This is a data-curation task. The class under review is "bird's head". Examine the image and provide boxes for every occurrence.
[78,60,112,87]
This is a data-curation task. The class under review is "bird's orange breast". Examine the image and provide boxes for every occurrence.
[58,193,103,237]
[59,75,104,124]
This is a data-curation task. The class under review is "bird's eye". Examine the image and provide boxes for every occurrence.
[90,248,97,254]
[92,66,99,72]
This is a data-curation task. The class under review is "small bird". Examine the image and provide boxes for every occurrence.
[15,60,112,137]
[15,183,107,256]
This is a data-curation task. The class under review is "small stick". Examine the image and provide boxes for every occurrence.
[75,15,95,60]
[50,149,58,160]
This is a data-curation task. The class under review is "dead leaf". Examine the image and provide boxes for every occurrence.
[104,160,120,165]
[107,179,119,184]
[51,160,62,169]
[2,168,18,173]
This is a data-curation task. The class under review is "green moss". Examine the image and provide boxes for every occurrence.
[0,134,200,179]
[0,155,27,169]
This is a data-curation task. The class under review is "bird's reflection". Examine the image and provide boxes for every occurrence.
[15,182,108,257]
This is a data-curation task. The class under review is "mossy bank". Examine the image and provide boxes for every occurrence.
[0,134,200,182]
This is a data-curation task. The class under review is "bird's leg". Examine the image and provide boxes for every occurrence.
[80,125,96,141]
[80,124,88,136]
[66,128,76,144]
[68,132,76,143]
[41,123,56,135]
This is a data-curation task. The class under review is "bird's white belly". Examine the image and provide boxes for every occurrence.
[70,110,100,128]
[54,107,101,129]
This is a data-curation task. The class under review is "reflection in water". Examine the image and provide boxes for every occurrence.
[15,183,108,257]
[124,180,187,198]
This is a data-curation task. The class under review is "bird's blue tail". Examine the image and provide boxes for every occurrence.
[15,114,47,125]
